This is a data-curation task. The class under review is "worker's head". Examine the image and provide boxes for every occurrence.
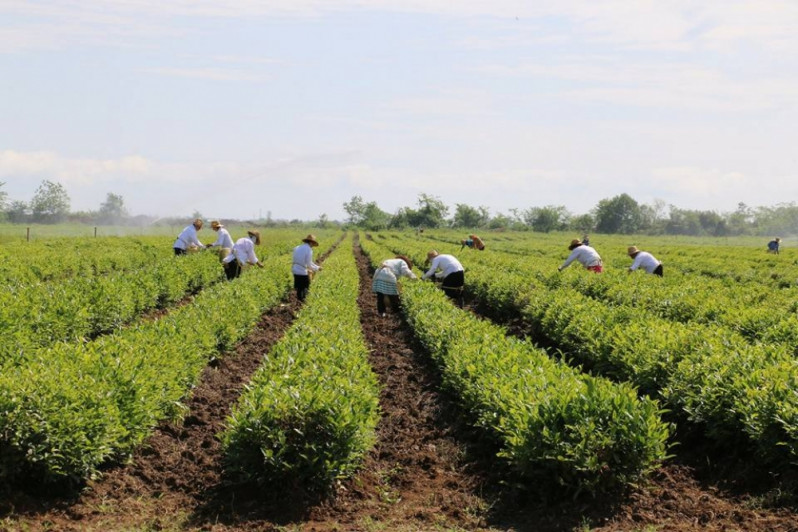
[627,246,640,257]
[302,234,319,247]
[568,239,582,251]
[396,255,413,270]
[210,220,222,231]
[776,237,782,243]
[427,250,439,262]
[247,230,261,245]
[193,218,204,230]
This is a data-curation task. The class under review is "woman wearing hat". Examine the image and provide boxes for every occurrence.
[558,239,603,273]
[372,255,417,317]
[627,246,663,276]
[173,218,206,255]
[222,230,264,280]
[422,250,465,306]
[291,234,321,301]
[207,220,234,261]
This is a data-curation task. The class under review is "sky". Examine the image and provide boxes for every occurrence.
[1,1,797,222]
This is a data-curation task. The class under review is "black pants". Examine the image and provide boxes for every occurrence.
[442,270,465,307]
[174,247,186,256]
[653,264,664,277]
[224,261,242,280]
[294,274,311,301]
[376,293,400,314]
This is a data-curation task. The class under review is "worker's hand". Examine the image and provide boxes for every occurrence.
[557,266,563,272]
[257,262,264,268]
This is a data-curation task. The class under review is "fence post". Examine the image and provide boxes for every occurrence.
[94,226,97,238]
[26,227,30,242]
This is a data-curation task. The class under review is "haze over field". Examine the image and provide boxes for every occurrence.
[1,1,797,220]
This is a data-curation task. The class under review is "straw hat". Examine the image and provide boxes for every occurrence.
[427,250,439,261]
[210,220,222,229]
[627,246,640,256]
[247,230,261,245]
[302,234,319,246]
[193,218,204,229]
[568,239,582,250]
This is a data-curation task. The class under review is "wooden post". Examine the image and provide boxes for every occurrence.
[94,227,97,237]
[26,227,30,242]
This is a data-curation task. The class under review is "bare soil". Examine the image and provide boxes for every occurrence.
[2,241,798,531]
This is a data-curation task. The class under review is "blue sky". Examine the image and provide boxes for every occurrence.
[1,1,796,221]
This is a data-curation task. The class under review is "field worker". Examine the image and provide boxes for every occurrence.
[582,234,591,247]
[222,230,264,280]
[627,246,663,277]
[558,238,603,273]
[173,218,205,256]
[291,234,321,302]
[767,237,781,254]
[372,255,417,317]
[460,234,485,251]
[207,220,234,260]
[422,250,465,306]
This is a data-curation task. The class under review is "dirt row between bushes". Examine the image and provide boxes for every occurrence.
[3,239,798,531]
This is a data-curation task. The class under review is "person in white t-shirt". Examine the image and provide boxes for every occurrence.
[222,230,264,280]
[372,255,417,317]
[422,250,465,307]
[291,234,321,301]
[207,220,234,260]
[173,218,205,255]
[558,239,603,273]
[627,246,663,277]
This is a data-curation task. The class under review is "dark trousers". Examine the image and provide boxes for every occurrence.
[376,293,400,314]
[294,274,311,301]
[653,264,664,277]
[442,270,465,307]
[224,261,242,280]
[174,247,186,256]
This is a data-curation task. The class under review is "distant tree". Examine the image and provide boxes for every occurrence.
[568,213,595,233]
[725,202,754,235]
[524,205,569,233]
[414,193,449,228]
[98,192,128,224]
[342,195,389,229]
[594,193,642,234]
[30,180,70,223]
[343,195,367,225]
[452,203,489,228]
[191,210,203,221]
[6,200,28,223]
[639,199,667,233]
[0,181,7,214]
[754,202,798,236]
[488,212,515,230]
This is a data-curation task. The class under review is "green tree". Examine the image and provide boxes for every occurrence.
[524,205,569,233]
[6,200,28,223]
[452,203,489,228]
[342,195,389,229]
[568,213,595,233]
[414,193,449,228]
[594,193,642,234]
[343,195,367,225]
[30,180,71,224]
[98,192,128,224]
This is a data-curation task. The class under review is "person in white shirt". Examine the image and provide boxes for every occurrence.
[558,239,603,273]
[372,255,417,316]
[173,219,205,256]
[627,246,663,277]
[291,234,321,301]
[422,250,465,306]
[222,230,264,280]
[207,220,234,260]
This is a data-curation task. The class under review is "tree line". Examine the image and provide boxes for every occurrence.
[1,179,795,236]
[344,193,798,237]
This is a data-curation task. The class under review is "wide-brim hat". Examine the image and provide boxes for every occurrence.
[568,239,582,250]
[248,230,261,245]
[211,220,222,229]
[302,234,319,246]
[627,246,640,256]
[426,250,439,261]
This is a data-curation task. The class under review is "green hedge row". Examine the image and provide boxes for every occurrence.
[221,236,380,491]
[361,235,668,494]
[0,251,294,485]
